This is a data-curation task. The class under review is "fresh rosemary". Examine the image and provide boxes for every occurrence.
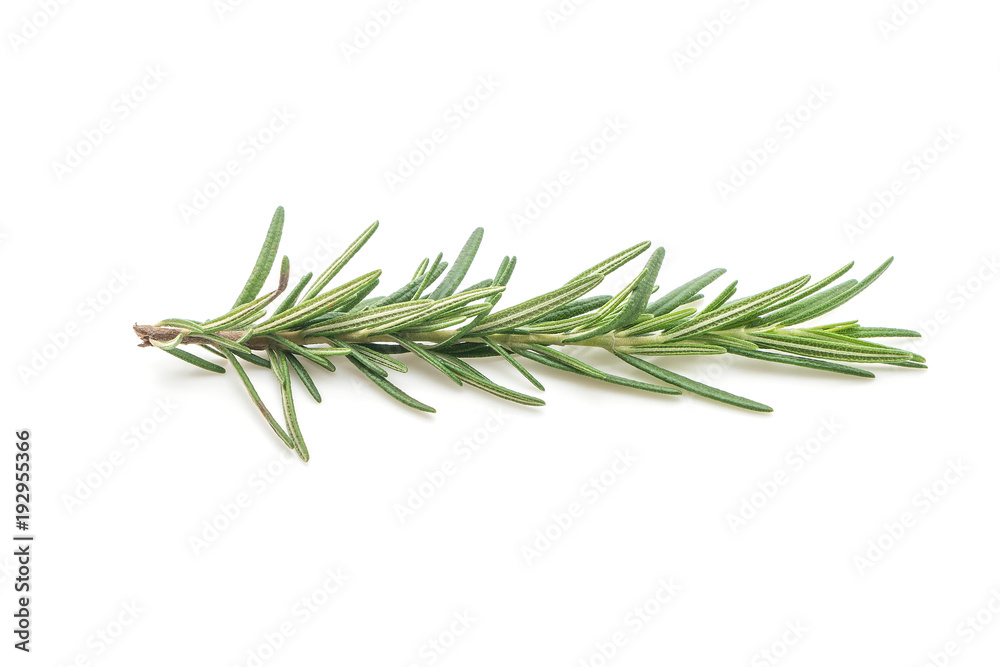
[135,207,925,462]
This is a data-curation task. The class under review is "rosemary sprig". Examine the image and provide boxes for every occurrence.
[134,206,925,462]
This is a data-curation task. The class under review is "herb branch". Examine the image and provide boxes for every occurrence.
[135,206,925,462]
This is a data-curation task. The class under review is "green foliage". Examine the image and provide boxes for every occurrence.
[231,206,284,309]
[136,206,925,461]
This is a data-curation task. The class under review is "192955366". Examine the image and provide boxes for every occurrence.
[14,428,32,653]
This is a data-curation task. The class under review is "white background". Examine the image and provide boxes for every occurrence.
[2,1,999,665]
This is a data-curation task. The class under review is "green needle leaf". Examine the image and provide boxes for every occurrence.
[516,347,681,396]
[594,373,683,396]
[265,335,336,370]
[472,274,602,333]
[558,274,644,340]
[222,348,295,450]
[883,360,928,369]
[301,220,379,302]
[268,349,309,461]
[480,337,545,390]
[162,347,226,373]
[413,253,446,299]
[519,343,605,379]
[616,246,665,323]
[254,269,382,334]
[699,333,758,351]
[428,227,484,299]
[364,287,504,334]
[662,275,810,340]
[432,354,545,406]
[615,352,773,412]
[207,256,290,332]
[286,353,322,402]
[618,307,696,337]
[273,272,313,315]
[157,318,208,332]
[563,246,664,342]
[567,241,651,283]
[803,329,916,353]
[304,299,433,335]
[533,295,612,324]
[364,272,431,309]
[780,258,895,326]
[701,280,738,313]
[459,279,495,293]
[233,206,285,309]
[325,278,380,314]
[196,333,271,368]
[347,356,435,412]
[267,347,290,383]
[150,333,184,350]
[748,332,913,364]
[388,335,463,385]
[646,268,726,316]
[841,327,921,338]
[229,347,271,368]
[349,344,409,373]
[335,342,389,377]
[756,261,855,322]
[435,256,517,347]
[757,280,857,327]
[616,342,726,356]
[724,346,875,378]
